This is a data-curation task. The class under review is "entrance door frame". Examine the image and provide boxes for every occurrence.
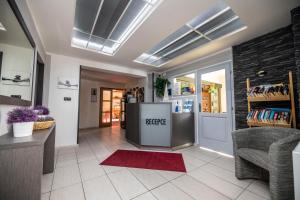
[196,61,235,155]
[99,87,113,127]
[99,87,125,127]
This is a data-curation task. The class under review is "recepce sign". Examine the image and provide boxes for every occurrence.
[140,104,171,147]
[145,119,167,126]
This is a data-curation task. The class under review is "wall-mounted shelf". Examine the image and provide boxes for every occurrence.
[246,71,296,128]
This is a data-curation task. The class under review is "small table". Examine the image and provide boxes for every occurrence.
[293,142,300,200]
[0,125,55,200]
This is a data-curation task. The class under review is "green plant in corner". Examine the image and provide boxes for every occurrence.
[154,75,170,98]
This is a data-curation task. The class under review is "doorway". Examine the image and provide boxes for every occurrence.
[197,63,233,155]
[99,88,124,127]
[34,53,44,106]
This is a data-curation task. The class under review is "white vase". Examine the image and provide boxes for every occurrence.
[13,122,34,137]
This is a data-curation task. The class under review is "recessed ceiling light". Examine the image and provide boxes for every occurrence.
[0,22,7,31]
[134,2,247,67]
[71,0,162,56]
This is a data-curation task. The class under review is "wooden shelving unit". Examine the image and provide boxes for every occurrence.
[247,95,290,102]
[247,121,292,128]
[246,71,296,128]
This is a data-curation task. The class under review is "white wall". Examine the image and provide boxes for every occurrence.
[79,79,124,129]
[0,0,47,136]
[0,43,34,100]
[47,53,148,147]
[48,55,80,147]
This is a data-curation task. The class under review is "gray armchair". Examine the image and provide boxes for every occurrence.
[232,127,300,200]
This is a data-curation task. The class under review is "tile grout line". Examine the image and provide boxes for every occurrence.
[87,130,125,200]
[77,128,270,200]
[233,179,256,200]
[199,162,252,190]
[127,167,193,199]
[184,155,259,200]
[47,148,59,200]
[75,136,87,200]
[103,164,125,200]
[182,173,233,200]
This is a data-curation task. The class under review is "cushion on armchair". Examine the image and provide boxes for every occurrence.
[237,148,269,170]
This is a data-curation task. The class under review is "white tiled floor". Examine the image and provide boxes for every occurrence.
[42,126,271,200]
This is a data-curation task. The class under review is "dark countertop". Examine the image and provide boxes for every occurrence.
[0,124,55,150]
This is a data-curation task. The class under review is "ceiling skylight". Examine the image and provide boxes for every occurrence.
[72,0,161,56]
[134,1,247,67]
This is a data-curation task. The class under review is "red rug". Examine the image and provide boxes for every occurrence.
[100,149,186,172]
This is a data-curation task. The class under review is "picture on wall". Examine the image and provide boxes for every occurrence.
[57,77,78,90]
[1,70,31,86]
[91,88,97,102]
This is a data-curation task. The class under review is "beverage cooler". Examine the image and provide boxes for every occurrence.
[120,98,126,129]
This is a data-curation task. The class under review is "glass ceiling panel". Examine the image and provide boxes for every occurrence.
[187,1,228,28]
[109,0,148,42]
[206,18,245,40]
[88,35,105,51]
[166,37,210,59]
[93,0,130,39]
[71,0,161,56]
[74,0,101,33]
[147,25,191,55]
[154,31,200,57]
[196,9,236,34]
[72,30,90,48]
[134,2,247,68]
[151,57,171,67]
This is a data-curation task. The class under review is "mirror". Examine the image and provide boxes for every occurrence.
[0,0,35,104]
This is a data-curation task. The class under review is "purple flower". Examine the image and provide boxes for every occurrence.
[7,108,38,124]
[34,105,50,115]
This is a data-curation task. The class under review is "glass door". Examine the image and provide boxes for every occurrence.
[112,89,123,126]
[100,88,112,127]
[197,63,233,155]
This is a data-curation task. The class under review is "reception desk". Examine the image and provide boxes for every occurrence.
[126,103,194,149]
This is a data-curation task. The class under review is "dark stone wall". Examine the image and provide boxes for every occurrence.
[232,25,299,129]
[292,7,300,112]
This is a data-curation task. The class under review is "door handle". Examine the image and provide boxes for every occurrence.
[199,103,201,112]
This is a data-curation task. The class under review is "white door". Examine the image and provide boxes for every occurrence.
[197,63,233,155]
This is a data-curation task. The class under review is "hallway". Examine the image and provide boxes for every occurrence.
[41,127,271,200]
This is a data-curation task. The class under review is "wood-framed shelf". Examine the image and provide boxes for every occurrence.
[247,95,290,102]
[247,121,292,128]
[246,71,296,128]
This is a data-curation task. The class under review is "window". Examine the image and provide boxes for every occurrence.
[173,73,195,96]
[201,69,227,113]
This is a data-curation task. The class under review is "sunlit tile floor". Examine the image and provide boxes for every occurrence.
[41,126,271,200]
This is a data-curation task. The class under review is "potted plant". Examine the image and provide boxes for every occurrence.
[33,105,54,130]
[154,75,170,98]
[34,105,50,115]
[34,105,50,119]
[7,107,38,137]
